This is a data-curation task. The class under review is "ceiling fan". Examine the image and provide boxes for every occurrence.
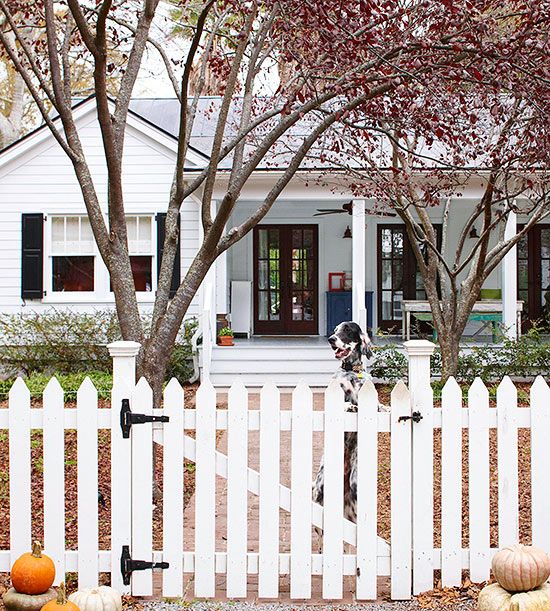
[313,200,396,217]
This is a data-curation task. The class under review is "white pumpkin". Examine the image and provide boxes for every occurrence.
[491,544,550,592]
[478,582,550,611]
[68,586,122,611]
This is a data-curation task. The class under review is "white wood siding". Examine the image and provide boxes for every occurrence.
[0,107,200,316]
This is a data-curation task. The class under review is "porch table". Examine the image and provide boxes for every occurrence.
[401,299,524,341]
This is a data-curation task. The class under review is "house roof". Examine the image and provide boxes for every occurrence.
[1,95,529,174]
[0,95,354,172]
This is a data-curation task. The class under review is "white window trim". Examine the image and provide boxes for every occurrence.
[43,215,97,302]
[42,214,158,304]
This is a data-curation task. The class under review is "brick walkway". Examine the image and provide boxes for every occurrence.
[152,390,391,603]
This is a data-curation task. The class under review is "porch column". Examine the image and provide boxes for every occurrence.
[199,199,217,342]
[501,209,518,340]
[352,198,367,330]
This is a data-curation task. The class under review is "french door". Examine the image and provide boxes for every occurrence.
[253,225,318,334]
[377,224,441,332]
[518,224,550,330]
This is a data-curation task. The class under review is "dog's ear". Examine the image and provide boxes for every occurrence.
[361,331,373,359]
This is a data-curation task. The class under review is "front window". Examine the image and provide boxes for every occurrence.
[51,216,95,291]
[126,216,153,292]
[108,216,154,292]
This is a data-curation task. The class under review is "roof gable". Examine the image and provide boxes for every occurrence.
[0,96,208,172]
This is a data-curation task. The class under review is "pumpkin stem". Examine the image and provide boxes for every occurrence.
[31,540,43,558]
[57,582,67,605]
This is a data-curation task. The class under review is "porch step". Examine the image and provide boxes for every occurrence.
[206,343,339,387]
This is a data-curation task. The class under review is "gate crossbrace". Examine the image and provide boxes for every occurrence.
[175,433,390,554]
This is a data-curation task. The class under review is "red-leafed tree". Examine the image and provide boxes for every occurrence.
[312,39,549,378]
[0,0,548,395]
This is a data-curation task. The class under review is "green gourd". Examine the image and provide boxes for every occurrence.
[2,588,57,611]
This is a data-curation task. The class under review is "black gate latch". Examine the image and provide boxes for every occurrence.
[120,545,169,585]
[398,411,423,423]
[120,398,170,438]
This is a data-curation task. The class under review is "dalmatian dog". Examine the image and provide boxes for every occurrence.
[312,321,374,526]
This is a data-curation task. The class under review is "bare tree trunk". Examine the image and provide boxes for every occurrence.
[138,251,214,405]
[438,330,461,381]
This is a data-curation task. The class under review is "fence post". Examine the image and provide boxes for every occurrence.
[404,339,435,595]
[107,340,141,593]
[404,340,435,391]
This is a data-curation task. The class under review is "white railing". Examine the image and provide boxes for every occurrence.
[1,341,549,600]
[199,281,216,378]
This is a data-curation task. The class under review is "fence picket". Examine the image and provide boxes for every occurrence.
[290,381,313,600]
[226,381,249,598]
[412,375,434,594]
[77,377,99,588]
[194,379,217,597]
[162,378,185,597]
[43,377,65,584]
[468,377,490,583]
[496,377,519,548]
[322,380,345,600]
[391,380,412,600]
[131,378,153,596]
[355,380,379,600]
[9,378,31,564]
[531,376,550,552]
[258,382,280,598]
[440,377,462,587]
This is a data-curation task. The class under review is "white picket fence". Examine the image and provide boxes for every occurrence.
[1,340,550,601]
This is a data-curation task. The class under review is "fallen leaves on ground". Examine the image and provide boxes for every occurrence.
[416,579,485,608]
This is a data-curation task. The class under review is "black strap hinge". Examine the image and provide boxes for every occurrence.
[121,545,169,585]
[398,411,423,423]
[120,398,170,438]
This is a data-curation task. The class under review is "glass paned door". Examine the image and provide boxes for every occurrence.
[254,225,318,334]
[518,224,550,330]
[377,224,441,332]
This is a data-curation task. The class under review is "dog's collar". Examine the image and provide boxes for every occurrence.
[342,362,365,377]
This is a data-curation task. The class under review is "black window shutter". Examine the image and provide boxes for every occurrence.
[21,213,44,299]
[156,213,181,298]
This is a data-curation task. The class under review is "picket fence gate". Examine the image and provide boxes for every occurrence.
[1,340,550,602]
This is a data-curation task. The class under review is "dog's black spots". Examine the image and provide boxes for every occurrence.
[328,321,373,366]
[98,490,106,508]
[313,487,323,505]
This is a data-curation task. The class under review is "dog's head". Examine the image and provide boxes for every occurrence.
[328,321,373,364]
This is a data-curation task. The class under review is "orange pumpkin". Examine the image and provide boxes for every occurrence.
[41,583,79,611]
[11,541,56,595]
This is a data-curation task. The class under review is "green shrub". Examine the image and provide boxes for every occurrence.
[0,310,121,375]
[369,343,408,382]
[0,370,113,401]
[370,325,550,384]
[0,309,198,383]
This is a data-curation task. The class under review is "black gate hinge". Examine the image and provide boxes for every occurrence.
[121,545,169,585]
[120,398,170,438]
[398,411,423,423]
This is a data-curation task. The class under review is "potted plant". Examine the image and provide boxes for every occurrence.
[217,326,234,346]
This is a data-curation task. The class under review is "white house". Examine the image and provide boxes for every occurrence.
[0,97,546,384]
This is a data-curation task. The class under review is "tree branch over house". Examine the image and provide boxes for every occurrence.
[0,0,548,397]
[322,88,549,378]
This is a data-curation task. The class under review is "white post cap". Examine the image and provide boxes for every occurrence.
[403,339,436,356]
[107,340,141,357]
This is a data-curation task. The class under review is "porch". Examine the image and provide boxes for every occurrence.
[200,334,509,387]
[197,198,524,386]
